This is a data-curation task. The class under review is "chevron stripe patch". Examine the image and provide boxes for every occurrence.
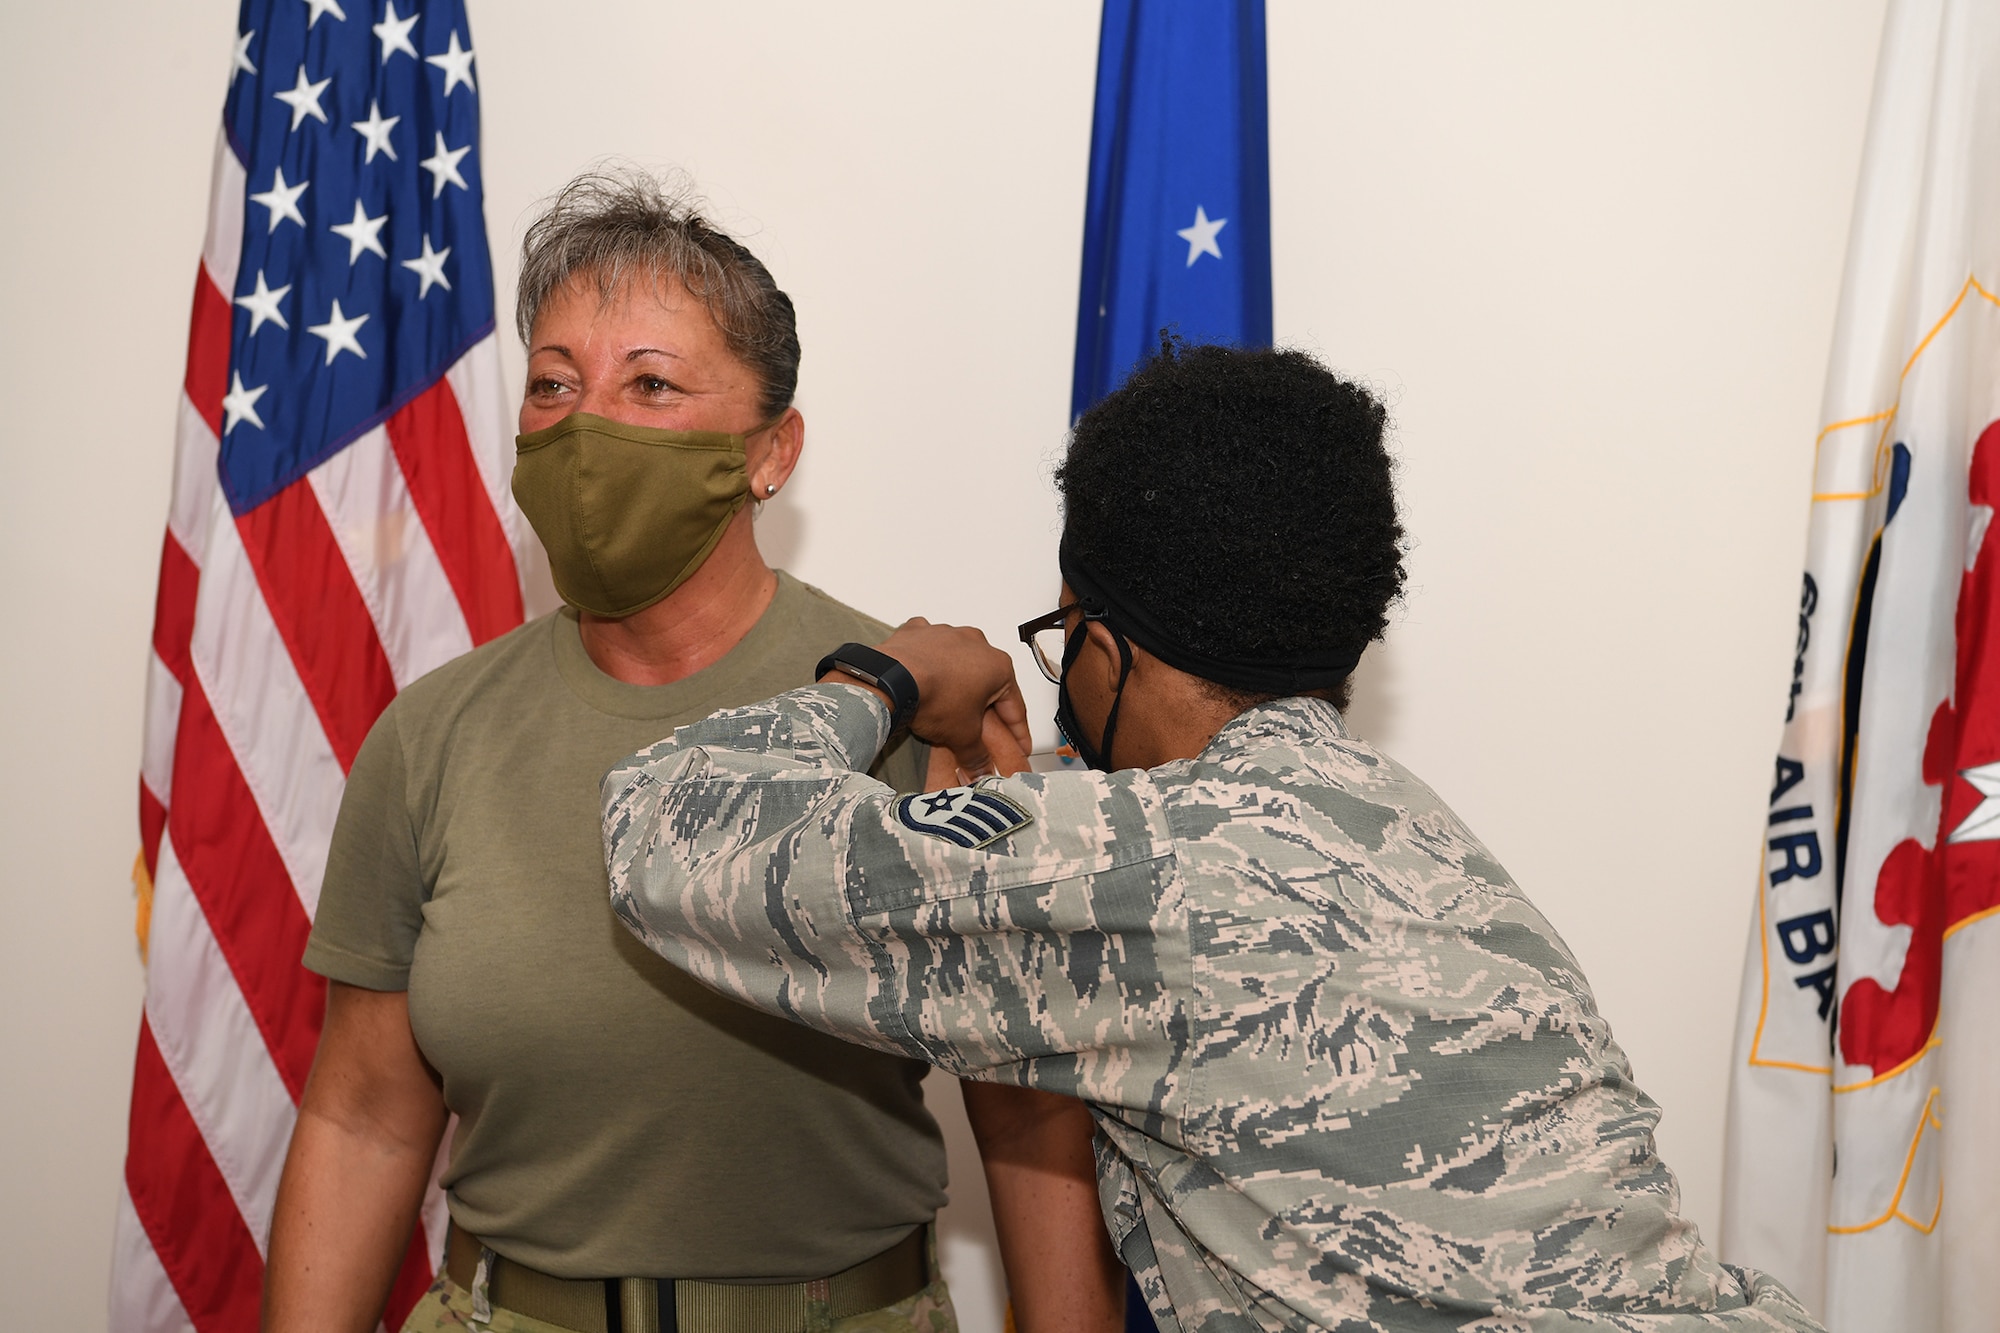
[893,785,1034,849]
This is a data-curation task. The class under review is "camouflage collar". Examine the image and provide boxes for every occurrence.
[1200,695,1349,761]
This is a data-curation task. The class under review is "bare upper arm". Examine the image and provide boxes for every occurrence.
[299,982,446,1150]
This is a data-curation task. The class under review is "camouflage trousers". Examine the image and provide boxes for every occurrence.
[397,1233,958,1333]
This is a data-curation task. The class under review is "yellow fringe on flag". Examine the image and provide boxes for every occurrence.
[132,848,153,964]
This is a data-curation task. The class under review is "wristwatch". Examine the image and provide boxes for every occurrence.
[814,642,921,731]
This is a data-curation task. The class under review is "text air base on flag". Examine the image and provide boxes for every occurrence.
[112,3,528,1329]
[1721,1,2000,1329]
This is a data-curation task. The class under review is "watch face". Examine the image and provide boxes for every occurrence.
[818,643,915,726]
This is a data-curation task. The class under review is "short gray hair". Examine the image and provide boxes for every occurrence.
[516,169,801,418]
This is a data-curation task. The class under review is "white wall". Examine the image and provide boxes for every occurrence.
[0,2,1886,1328]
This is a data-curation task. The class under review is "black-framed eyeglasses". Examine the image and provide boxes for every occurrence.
[1017,602,1089,683]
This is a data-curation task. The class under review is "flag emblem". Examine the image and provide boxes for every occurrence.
[1720,3,2000,1325]
[895,786,1033,849]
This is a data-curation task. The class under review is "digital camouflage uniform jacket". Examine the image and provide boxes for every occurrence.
[601,685,1822,1333]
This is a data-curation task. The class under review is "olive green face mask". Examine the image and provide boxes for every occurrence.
[512,411,755,618]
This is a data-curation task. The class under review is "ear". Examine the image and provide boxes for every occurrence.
[1080,617,1126,687]
[748,407,805,496]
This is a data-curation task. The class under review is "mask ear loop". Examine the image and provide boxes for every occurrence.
[1060,609,1135,771]
[1096,626,1135,771]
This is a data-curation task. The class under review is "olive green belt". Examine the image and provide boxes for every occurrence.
[443,1225,930,1333]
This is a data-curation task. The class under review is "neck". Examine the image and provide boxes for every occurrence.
[1110,664,1249,769]
[576,508,777,686]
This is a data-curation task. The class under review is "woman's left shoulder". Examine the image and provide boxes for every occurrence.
[775,571,895,644]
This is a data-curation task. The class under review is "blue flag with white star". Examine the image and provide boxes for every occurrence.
[1071,0,1271,419]
[1070,20,1271,1332]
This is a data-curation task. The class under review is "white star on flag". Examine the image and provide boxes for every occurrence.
[402,235,452,298]
[231,30,257,81]
[1176,205,1228,267]
[273,65,332,131]
[1948,760,2000,843]
[373,1,420,62]
[302,0,346,27]
[220,372,268,434]
[427,31,477,95]
[331,199,389,264]
[249,167,309,233]
[421,133,471,198]
[308,299,369,365]
[353,100,400,163]
[235,270,291,334]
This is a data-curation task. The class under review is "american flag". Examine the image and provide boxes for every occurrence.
[113,2,527,1328]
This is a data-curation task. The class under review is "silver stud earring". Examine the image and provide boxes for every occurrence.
[764,483,777,496]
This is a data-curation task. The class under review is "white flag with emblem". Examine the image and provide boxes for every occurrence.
[1719,1,2000,1328]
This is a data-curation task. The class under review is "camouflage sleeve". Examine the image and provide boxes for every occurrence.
[601,684,1188,1101]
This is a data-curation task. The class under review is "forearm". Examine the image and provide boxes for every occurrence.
[263,982,448,1333]
[603,687,912,1053]
[606,683,892,796]
[605,676,1171,1086]
[262,1102,443,1331]
[963,1081,1125,1333]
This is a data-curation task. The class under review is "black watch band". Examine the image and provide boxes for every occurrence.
[814,642,921,731]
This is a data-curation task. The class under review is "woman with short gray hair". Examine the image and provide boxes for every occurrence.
[515,172,803,420]
[261,169,1123,1333]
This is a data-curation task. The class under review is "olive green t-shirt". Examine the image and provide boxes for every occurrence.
[303,573,946,1281]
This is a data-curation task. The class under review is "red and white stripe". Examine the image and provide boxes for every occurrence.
[114,126,529,1332]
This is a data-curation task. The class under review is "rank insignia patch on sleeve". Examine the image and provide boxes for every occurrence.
[893,785,1034,849]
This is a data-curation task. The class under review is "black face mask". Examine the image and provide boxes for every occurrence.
[1053,610,1134,772]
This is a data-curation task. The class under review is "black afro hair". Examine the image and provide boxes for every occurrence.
[1055,338,1405,704]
